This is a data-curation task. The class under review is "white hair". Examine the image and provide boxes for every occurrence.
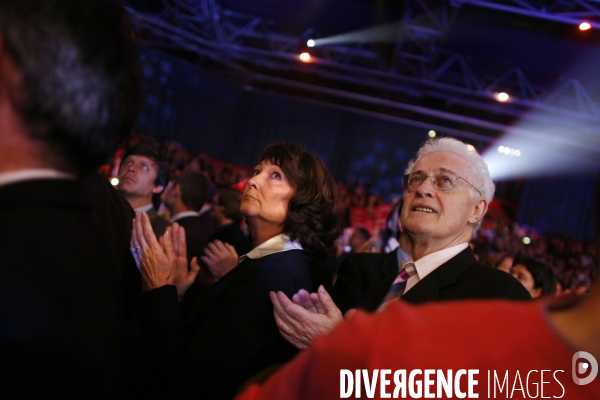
[405,137,495,230]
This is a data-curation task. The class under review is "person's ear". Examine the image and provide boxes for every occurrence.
[531,286,542,299]
[152,184,165,195]
[167,183,182,199]
[173,184,181,199]
[469,198,488,225]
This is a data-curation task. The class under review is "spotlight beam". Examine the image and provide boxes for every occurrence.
[310,21,408,47]
[484,105,600,180]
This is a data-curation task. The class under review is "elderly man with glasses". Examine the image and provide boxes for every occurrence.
[270,137,530,350]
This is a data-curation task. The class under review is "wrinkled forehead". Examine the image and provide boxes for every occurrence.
[411,152,468,175]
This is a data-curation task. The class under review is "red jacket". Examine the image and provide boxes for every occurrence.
[237,296,600,399]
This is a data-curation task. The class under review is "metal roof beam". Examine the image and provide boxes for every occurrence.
[451,0,600,27]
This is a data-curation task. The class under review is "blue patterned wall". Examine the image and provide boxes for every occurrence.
[135,47,445,202]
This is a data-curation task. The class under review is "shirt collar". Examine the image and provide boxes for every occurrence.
[171,210,200,223]
[411,242,469,281]
[134,203,154,213]
[239,233,303,263]
[0,169,76,188]
[198,203,212,216]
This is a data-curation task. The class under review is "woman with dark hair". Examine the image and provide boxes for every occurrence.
[248,142,342,261]
[511,256,557,298]
[131,142,342,399]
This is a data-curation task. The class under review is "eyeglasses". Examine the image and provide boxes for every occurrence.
[402,170,482,197]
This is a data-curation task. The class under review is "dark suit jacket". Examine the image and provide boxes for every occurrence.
[361,247,531,311]
[0,179,125,398]
[174,215,215,287]
[139,249,312,399]
[197,208,216,241]
[174,215,209,262]
[331,250,399,314]
[146,206,170,238]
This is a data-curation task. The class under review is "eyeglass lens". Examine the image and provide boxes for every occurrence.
[403,171,458,192]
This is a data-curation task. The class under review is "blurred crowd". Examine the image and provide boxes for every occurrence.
[474,215,596,294]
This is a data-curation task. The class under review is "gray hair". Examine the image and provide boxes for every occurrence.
[405,137,495,230]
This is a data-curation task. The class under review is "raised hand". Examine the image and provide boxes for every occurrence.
[269,285,343,349]
[131,211,175,290]
[200,240,238,279]
[169,223,201,300]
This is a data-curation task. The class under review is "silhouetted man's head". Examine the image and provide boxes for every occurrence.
[0,0,140,174]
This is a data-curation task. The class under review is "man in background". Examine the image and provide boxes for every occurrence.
[118,144,171,237]
[162,171,214,287]
[347,227,372,254]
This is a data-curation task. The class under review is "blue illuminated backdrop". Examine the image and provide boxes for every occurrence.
[135,47,436,202]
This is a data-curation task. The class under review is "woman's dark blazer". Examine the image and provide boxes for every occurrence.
[139,249,312,399]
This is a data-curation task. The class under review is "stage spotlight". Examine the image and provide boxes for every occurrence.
[299,52,311,62]
[110,177,119,186]
[496,145,521,157]
[307,39,315,48]
[428,130,436,138]
[579,22,591,31]
[495,92,510,102]
[522,237,531,245]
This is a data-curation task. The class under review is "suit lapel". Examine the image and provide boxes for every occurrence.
[380,249,400,277]
[403,248,476,303]
[361,251,400,311]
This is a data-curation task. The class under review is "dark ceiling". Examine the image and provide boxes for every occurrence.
[125,0,600,168]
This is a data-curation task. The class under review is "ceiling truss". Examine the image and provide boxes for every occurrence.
[126,0,600,150]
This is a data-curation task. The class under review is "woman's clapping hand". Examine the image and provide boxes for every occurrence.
[131,211,200,299]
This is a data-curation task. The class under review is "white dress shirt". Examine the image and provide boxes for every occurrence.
[170,210,200,223]
[134,203,154,213]
[404,242,469,294]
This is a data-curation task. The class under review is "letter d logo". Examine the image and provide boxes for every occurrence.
[572,351,598,385]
